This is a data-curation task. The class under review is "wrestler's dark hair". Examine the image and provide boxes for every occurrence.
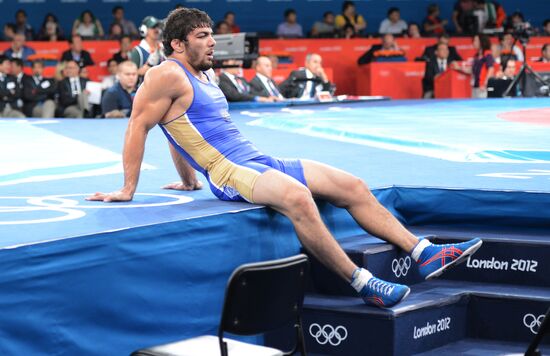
[163,7,213,56]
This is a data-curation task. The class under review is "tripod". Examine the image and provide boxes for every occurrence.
[503,35,550,97]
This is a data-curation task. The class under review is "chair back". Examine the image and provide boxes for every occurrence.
[219,254,309,336]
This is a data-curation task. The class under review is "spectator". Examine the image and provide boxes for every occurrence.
[276,9,303,38]
[249,56,284,100]
[472,0,506,33]
[131,16,164,76]
[22,60,57,118]
[14,9,34,40]
[406,23,422,38]
[423,4,448,37]
[498,58,517,79]
[214,21,232,35]
[3,33,35,62]
[110,6,139,39]
[358,33,403,64]
[37,14,65,42]
[279,53,334,99]
[452,0,477,35]
[541,19,550,36]
[3,23,17,42]
[335,1,367,37]
[311,11,337,38]
[500,32,524,63]
[10,58,25,112]
[112,35,133,63]
[0,55,25,118]
[539,44,550,63]
[107,23,124,41]
[224,11,241,33]
[72,10,104,40]
[101,61,138,118]
[61,35,95,68]
[422,43,460,98]
[58,60,90,118]
[342,24,357,39]
[102,58,119,90]
[419,34,462,62]
[379,7,408,35]
[470,34,495,98]
[506,11,526,32]
[218,59,274,102]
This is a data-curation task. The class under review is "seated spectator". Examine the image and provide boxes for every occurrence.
[542,19,550,37]
[335,1,367,37]
[358,34,404,64]
[110,6,138,39]
[342,24,357,39]
[57,60,90,118]
[218,59,274,102]
[470,34,495,98]
[452,0,477,35]
[37,13,65,42]
[0,55,25,118]
[112,35,133,63]
[72,10,104,40]
[379,7,408,35]
[107,23,124,41]
[3,23,17,42]
[130,16,164,76]
[10,58,25,112]
[22,60,57,118]
[249,56,284,100]
[3,33,35,62]
[279,53,334,99]
[497,58,517,79]
[311,11,337,38]
[224,11,241,33]
[500,32,523,63]
[61,35,95,68]
[423,4,448,37]
[419,34,463,62]
[539,44,550,63]
[473,0,506,33]
[422,43,460,98]
[276,9,303,38]
[101,61,138,118]
[406,23,422,38]
[102,59,119,90]
[214,21,232,35]
[14,9,34,40]
[506,11,526,32]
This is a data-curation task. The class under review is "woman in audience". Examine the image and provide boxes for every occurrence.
[72,10,104,40]
[470,34,495,98]
[107,23,124,41]
[406,23,422,38]
[335,1,367,37]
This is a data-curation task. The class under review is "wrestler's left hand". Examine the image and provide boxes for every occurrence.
[162,180,203,191]
[86,191,133,202]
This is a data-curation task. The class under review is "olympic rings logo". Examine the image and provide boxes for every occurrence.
[309,323,348,346]
[523,313,545,334]
[0,193,194,225]
[392,256,411,278]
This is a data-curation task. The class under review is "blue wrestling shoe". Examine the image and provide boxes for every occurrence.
[418,238,483,280]
[359,277,410,308]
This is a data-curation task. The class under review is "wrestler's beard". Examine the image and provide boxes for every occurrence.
[187,48,213,71]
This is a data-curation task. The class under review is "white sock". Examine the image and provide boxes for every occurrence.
[411,239,431,262]
[350,267,373,293]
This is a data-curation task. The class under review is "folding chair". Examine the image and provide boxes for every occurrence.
[525,307,550,356]
[132,254,309,356]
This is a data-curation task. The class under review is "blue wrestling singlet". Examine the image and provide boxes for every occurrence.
[158,58,307,202]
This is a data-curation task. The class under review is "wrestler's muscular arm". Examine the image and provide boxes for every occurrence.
[87,64,183,202]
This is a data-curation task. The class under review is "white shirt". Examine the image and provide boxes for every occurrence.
[378,19,408,35]
[223,72,246,93]
[256,73,283,99]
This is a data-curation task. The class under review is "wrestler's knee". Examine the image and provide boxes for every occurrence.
[340,176,373,208]
[283,185,317,219]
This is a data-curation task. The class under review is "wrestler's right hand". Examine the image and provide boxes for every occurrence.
[86,190,133,202]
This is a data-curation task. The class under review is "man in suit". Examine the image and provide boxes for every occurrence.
[422,43,460,98]
[0,55,25,118]
[3,33,35,62]
[58,60,90,117]
[358,34,401,65]
[280,53,333,99]
[218,59,274,102]
[60,35,95,68]
[10,58,25,113]
[419,34,462,63]
[22,60,57,118]
[249,56,285,100]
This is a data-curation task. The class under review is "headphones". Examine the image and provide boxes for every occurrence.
[139,16,158,37]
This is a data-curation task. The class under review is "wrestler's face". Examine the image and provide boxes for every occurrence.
[185,27,216,71]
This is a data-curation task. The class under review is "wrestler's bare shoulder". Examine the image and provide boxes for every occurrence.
[142,61,190,95]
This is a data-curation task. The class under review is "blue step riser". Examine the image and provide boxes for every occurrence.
[432,238,548,287]
[468,296,550,343]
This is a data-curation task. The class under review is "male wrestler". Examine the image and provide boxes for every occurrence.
[88,8,482,308]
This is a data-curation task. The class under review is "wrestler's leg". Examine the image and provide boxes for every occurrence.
[301,159,419,252]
